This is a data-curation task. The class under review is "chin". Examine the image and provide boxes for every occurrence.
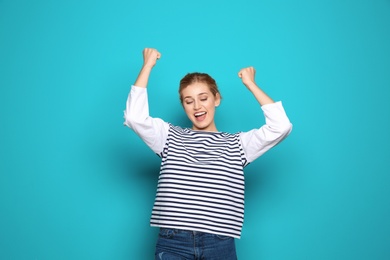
[194,124,211,131]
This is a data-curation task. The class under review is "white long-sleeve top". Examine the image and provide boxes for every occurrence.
[124,86,292,163]
[124,85,292,238]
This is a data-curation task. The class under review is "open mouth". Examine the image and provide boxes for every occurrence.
[194,111,207,121]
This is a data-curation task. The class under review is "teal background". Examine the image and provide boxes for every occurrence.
[1,0,390,259]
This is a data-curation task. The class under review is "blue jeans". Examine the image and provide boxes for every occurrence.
[155,228,238,260]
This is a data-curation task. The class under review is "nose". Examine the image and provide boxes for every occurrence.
[193,100,201,110]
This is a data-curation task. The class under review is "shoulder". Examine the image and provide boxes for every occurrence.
[168,124,187,133]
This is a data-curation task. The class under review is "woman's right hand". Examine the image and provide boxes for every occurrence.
[142,48,161,68]
[133,48,161,88]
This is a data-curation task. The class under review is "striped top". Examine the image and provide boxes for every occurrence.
[124,86,292,238]
[151,125,247,238]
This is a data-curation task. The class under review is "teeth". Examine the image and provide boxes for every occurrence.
[195,112,206,117]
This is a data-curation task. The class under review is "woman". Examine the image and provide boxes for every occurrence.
[124,48,292,259]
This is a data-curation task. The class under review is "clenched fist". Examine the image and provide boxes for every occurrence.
[142,48,161,68]
[238,67,256,87]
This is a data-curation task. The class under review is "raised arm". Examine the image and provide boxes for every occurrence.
[238,67,274,106]
[134,48,161,88]
[238,67,292,163]
[124,48,169,155]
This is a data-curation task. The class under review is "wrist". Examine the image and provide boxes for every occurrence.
[141,64,154,71]
[244,81,258,90]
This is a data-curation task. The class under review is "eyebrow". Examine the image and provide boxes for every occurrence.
[183,92,209,99]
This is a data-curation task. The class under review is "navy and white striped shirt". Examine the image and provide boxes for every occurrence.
[151,125,247,238]
[124,86,292,238]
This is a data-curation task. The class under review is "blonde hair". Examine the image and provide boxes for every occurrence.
[179,72,222,103]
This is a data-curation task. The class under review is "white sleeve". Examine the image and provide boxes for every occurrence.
[240,101,292,163]
[123,85,169,154]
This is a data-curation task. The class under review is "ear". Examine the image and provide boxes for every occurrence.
[214,93,221,107]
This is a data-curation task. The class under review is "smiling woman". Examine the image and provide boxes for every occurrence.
[123,48,293,260]
[181,81,221,132]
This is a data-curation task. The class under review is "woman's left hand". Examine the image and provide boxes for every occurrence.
[238,67,256,87]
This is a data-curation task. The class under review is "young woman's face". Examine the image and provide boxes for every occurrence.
[181,82,221,132]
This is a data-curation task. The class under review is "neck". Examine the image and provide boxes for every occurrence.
[192,124,218,132]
